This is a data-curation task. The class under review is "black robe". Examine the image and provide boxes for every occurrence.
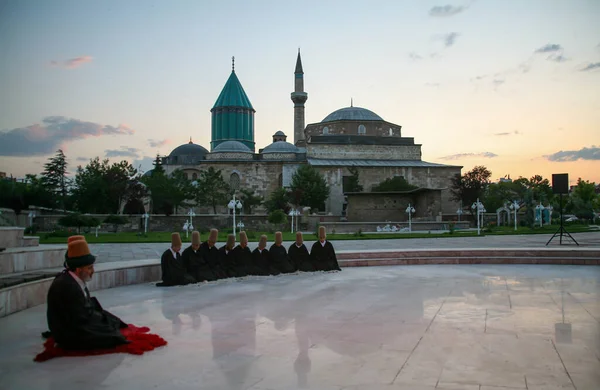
[251,248,272,276]
[200,241,226,279]
[269,243,296,274]
[157,249,195,286]
[183,245,216,282]
[46,271,128,350]
[218,246,236,278]
[310,241,342,271]
[231,245,251,277]
[289,243,314,272]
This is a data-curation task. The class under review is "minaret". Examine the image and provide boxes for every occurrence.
[291,49,308,146]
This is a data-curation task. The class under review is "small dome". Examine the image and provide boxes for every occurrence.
[212,140,253,153]
[322,106,383,122]
[274,130,286,136]
[261,141,300,154]
[168,142,209,159]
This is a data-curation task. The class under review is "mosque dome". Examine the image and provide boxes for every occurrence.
[261,141,300,154]
[273,130,286,136]
[322,106,383,123]
[168,141,209,159]
[211,140,253,153]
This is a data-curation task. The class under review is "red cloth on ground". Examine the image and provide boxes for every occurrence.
[34,324,167,362]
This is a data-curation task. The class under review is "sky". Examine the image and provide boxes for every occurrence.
[0,0,599,184]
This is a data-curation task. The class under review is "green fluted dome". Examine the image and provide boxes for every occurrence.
[211,69,256,151]
[212,71,254,110]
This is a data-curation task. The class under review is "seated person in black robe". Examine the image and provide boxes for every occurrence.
[269,231,296,274]
[231,231,251,277]
[310,226,342,271]
[45,238,129,350]
[289,232,314,272]
[251,235,272,276]
[200,228,226,279]
[183,231,216,282]
[218,234,236,277]
[157,232,195,286]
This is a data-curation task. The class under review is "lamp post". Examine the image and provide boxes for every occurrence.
[546,205,553,225]
[289,209,300,233]
[535,203,545,227]
[237,221,245,231]
[143,213,149,234]
[27,211,36,228]
[456,208,463,222]
[405,204,415,232]
[187,208,196,231]
[509,200,520,231]
[471,198,486,236]
[227,194,243,236]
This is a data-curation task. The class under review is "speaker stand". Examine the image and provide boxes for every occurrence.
[546,194,579,246]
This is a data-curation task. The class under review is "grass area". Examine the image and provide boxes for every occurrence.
[37,224,597,244]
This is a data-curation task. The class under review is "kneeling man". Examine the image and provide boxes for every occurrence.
[46,238,129,350]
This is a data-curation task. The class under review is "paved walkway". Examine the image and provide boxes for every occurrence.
[74,232,600,264]
[1,265,598,389]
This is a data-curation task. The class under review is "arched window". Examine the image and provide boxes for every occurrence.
[278,173,283,187]
[230,172,240,191]
[192,172,198,180]
[358,124,366,135]
[389,128,393,136]
[323,126,329,135]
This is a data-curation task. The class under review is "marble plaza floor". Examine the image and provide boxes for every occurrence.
[0,265,598,390]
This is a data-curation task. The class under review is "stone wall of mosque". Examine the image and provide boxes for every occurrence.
[306,144,422,160]
[305,120,403,138]
[205,152,253,160]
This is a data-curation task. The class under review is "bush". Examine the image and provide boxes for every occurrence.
[58,214,101,233]
[245,230,257,239]
[268,209,287,224]
[449,222,455,235]
[353,228,364,237]
[103,215,128,225]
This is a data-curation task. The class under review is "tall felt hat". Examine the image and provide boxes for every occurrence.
[64,235,86,262]
[275,231,283,244]
[259,235,268,248]
[226,234,235,249]
[66,239,96,269]
[239,231,248,243]
[208,228,218,243]
[319,226,327,238]
[171,232,182,247]
[191,231,201,246]
[295,231,303,243]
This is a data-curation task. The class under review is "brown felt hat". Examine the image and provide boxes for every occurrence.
[66,239,96,269]
[226,234,235,249]
[67,235,85,243]
[209,228,218,243]
[295,231,303,243]
[319,226,326,238]
[275,231,283,245]
[259,235,268,248]
[191,231,201,245]
[239,231,248,243]
[171,232,182,247]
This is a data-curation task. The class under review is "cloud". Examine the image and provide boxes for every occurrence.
[442,32,460,47]
[75,157,89,162]
[580,62,600,72]
[439,152,498,160]
[545,146,600,162]
[492,79,505,88]
[148,138,170,148]
[535,44,562,53]
[547,53,568,62]
[0,116,134,156]
[50,55,93,69]
[408,52,423,61]
[425,82,440,87]
[105,147,140,158]
[493,130,520,136]
[429,5,466,17]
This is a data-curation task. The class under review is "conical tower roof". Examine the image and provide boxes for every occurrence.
[212,70,254,110]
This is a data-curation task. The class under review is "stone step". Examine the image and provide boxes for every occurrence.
[336,248,600,260]
[0,245,65,275]
[0,227,25,249]
[21,236,39,247]
[339,256,600,266]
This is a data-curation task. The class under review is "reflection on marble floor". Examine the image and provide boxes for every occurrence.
[0,265,598,390]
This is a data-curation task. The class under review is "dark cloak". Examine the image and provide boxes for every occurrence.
[288,243,314,272]
[251,248,272,276]
[269,243,296,274]
[199,241,226,279]
[46,271,128,350]
[182,246,216,282]
[231,245,251,277]
[310,241,342,271]
[218,246,236,278]
[157,249,195,286]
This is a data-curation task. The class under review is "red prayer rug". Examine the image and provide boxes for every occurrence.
[34,324,167,362]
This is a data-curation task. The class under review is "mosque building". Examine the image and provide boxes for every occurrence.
[160,51,461,220]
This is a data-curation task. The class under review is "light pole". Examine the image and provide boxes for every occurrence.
[456,208,463,222]
[289,209,300,233]
[535,203,545,227]
[143,213,149,234]
[471,198,486,236]
[28,211,36,228]
[227,194,243,236]
[187,208,196,231]
[405,204,415,232]
[546,205,553,225]
[237,221,245,232]
[509,200,520,231]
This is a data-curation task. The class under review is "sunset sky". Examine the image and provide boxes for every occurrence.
[1,0,599,184]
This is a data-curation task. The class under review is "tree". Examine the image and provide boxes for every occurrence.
[193,167,229,214]
[483,180,523,211]
[289,165,329,211]
[169,170,194,214]
[239,188,263,214]
[265,188,291,213]
[567,179,597,220]
[345,167,363,193]
[372,176,417,192]
[41,149,69,210]
[450,165,492,212]
[0,175,54,214]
